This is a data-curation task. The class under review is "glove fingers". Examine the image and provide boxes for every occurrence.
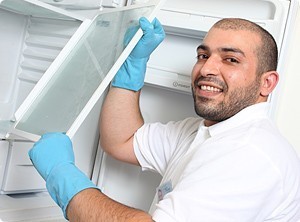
[140,17,165,36]
[152,17,165,36]
[139,17,152,32]
[139,17,154,43]
[139,17,165,47]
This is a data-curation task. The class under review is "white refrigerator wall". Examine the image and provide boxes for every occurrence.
[274,3,300,156]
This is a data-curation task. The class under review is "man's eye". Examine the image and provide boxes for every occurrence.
[196,54,208,60]
[226,58,239,63]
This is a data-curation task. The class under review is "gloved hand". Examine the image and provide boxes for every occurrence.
[111,17,165,91]
[28,132,98,219]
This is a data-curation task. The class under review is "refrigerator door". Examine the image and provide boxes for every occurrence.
[8,0,166,142]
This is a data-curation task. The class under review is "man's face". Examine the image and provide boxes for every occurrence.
[191,27,265,126]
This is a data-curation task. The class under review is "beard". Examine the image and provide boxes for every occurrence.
[192,76,261,123]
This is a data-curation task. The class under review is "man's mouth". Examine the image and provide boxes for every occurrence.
[200,85,222,92]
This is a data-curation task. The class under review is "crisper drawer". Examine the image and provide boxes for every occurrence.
[1,141,45,194]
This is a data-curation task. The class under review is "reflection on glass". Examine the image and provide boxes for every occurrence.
[15,6,155,136]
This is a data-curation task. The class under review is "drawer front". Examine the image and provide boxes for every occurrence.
[2,141,46,193]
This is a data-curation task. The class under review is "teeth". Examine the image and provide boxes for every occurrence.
[200,85,221,92]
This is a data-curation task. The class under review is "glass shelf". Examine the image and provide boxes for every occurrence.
[9,0,163,141]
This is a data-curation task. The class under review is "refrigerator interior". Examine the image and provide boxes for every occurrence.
[0,0,85,194]
[0,5,81,136]
[0,0,299,221]
[0,1,98,221]
[0,0,167,221]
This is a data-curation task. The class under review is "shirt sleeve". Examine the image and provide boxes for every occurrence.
[134,117,201,175]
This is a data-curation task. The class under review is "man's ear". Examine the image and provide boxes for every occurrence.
[260,71,279,97]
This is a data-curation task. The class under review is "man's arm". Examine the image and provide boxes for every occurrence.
[67,188,153,222]
[100,87,143,165]
[99,17,165,165]
[29,133,154,221]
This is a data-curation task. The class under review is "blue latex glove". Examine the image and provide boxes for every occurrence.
[111,17,165,91]
[28,132,98,219]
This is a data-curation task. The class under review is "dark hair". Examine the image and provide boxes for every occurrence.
[212,18,278,76]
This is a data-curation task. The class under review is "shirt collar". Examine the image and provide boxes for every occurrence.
[205,102,271,137]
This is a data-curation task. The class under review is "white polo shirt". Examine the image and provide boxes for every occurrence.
[134,102,300,221]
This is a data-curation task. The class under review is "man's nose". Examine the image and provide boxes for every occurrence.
[200,56,221,77]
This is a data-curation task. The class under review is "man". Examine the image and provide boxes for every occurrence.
[29,17,300,221]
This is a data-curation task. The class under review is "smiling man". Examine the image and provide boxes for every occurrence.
[191,18,278,126]
[100,17,300,221]
[29,18,300,221]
